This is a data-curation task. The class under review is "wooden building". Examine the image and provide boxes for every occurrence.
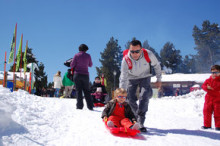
[151,73,211,96]
[0,71,32,91]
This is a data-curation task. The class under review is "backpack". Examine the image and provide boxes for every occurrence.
[123,48,152,73]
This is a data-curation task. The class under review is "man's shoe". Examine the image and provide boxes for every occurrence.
[140,127,147,132]
[201,126,211,129]
[215,127,220,131]
[107,121,115,128]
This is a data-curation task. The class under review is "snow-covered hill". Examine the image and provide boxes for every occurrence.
[0,85,220,146]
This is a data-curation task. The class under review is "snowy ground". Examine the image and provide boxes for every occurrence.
[0,85,220,146]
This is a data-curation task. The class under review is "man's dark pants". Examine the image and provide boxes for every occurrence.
[127,76,152,127]
[74,74,93,110]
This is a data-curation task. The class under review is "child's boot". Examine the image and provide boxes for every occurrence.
[201,126,211,129]
[216,127,220,131]
[107,121,114,128]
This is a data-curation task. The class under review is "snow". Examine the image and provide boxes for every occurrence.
[151,73,211,83]
[0,85,220,146]
[0,71,32,82]
[192,84,200,88]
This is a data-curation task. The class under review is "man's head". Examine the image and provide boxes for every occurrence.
[95,76,101,83]
[79,44,89,52]
[129,40,142,60]
[211,65,220,79]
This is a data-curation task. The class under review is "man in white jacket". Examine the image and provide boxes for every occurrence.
[53,71,63,97]
[119,40,162,132]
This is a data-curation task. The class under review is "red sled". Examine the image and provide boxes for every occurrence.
[104,120,141,137]
[94,103,105,107]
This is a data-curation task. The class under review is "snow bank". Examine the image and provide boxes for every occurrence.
[0,85,220,146]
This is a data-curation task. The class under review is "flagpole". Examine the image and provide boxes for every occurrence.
[13,23,17,88]
[19,34,23,78]
[23,40,28,90]
[29,72,32,94]
[3,51,7,87]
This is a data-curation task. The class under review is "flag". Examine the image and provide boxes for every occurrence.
[8,24,17,64]
[16,34,23,71]
[23,41,28,73]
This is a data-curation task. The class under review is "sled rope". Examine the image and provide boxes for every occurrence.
[124,127,127,133]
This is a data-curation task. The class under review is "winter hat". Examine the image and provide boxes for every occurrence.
[96,87,102,92]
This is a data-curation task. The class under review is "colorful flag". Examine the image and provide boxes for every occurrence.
[23,41,28,73]
[16,34,23,71]
[8,24,17,64]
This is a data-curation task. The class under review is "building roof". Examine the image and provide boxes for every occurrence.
[151,73,211,83]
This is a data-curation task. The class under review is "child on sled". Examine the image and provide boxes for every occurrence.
[101,88,140,130]
[91,87,107,106]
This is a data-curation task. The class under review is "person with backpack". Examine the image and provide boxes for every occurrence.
[62,69,75,98]
[119,40,162,132]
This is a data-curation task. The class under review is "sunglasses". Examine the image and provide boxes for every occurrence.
[211,72,219,74]
[130,49,141,54]
[117,96,126,99]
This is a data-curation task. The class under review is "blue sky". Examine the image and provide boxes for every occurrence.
[0,0,220,83]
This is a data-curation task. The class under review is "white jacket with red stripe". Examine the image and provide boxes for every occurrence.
[119,49,162,90]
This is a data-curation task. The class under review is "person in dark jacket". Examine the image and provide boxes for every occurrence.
[62,69,75,98]
[101,88,140,130]
[90,76,107,103]
[90,77,107,93]
[70,44,93,110]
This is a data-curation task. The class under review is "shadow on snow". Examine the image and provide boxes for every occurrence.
[145,128,220,140]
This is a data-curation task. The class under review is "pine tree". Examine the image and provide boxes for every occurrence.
[160,42,182,73]
[96,37,123,94]
[47,82,53,88]
[9,47,38,72]
[142,40,161,62]
[142,40,161,75]
[178,55,196,73]
[35,62,48,95]
[192,20,220,72]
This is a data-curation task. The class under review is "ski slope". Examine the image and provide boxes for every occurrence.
[0,85,220,146]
